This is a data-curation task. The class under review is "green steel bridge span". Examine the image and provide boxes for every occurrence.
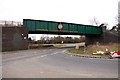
[23,19,102,35]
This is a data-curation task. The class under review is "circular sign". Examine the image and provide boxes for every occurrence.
[57,23,63,30]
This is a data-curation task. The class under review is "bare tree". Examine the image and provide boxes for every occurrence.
[118,1,120,24]
[102,22,109,27]
[114,15,120,32]
[115,15,118,24]
[89,17,100,26]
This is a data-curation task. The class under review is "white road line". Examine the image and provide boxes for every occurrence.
[3,55,30,62]
[50,54,54,55]
[40,55,47,57]
[50,52,59,55]
[62,50,66,53]
[40,72,44,74]
[53,52,58,54]
[76,73,93,77]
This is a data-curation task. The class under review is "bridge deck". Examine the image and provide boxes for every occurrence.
[23,19,102,35]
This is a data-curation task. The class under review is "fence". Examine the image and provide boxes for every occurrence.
[0,20,22,27]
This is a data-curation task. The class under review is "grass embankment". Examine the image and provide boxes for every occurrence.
[28,44,63,49]
[68,43,119,55]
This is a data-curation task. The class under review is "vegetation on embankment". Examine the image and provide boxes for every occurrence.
[68,43,119,55]
[28,43,64,49]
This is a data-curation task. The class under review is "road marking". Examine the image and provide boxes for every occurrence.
[76,73,93,77]
[40,55,47,57]
[62,50,67,53]
[53,52,58,54]
[50,52,59,55]
[50,54,54,55]
[40,72,44,74]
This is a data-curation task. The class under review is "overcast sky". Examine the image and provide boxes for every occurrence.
[0,0,119,27]
[0,0,119,40]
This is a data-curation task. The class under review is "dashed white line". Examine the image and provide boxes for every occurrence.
[76,73,93,77]
[50,54,54,55]
[62,50,66,53]
[53,52,58,54]
[40,72,44,74]
[40,55,47,57]
[50,52,59,55]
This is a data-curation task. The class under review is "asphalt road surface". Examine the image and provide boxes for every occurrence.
[2,48,118,78]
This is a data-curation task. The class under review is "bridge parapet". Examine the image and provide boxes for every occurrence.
[0,20,22,27]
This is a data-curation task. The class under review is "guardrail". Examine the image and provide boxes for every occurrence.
[0,20,22,27]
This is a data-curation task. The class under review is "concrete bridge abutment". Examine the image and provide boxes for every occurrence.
[1,26,28,52]
[85,26,119,45]
[85,34,103,45]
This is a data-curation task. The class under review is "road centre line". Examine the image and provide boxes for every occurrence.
[53,52,59,54]
[62,50,67,53]
[50,52,59,55]
[40,55,47,57]
[40,72,44,74]
[50,54,54,55]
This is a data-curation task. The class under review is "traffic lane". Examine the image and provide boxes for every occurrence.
[2,42,85,60]
[3,48,118,78]
[3,60,92,78]
[2,48,66,64]
[3,49,118,78]
[3,49,92,78]
[38,52,118,78]
[2,48,58,59]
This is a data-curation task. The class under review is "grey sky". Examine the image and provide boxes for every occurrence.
[0,0,119,28]
[0,0,119,40]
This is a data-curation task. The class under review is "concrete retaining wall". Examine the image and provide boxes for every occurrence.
[2,27,28,52]
[85,32,119,45]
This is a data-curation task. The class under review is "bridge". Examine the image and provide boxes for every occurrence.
[1,19,118,52]
[23,19,102,35]
[1,19,105,52]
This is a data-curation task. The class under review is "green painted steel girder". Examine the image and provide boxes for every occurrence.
[23,19,102,35]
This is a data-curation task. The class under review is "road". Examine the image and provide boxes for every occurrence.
[2,47,118,78]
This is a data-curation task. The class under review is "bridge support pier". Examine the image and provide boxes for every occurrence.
[85,32,118,45]
[85,34,103,45]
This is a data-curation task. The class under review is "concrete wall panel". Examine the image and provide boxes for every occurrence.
[2,27,28,52]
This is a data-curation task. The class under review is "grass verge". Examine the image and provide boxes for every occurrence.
[68,43,118,55]
[28,44,64,49]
